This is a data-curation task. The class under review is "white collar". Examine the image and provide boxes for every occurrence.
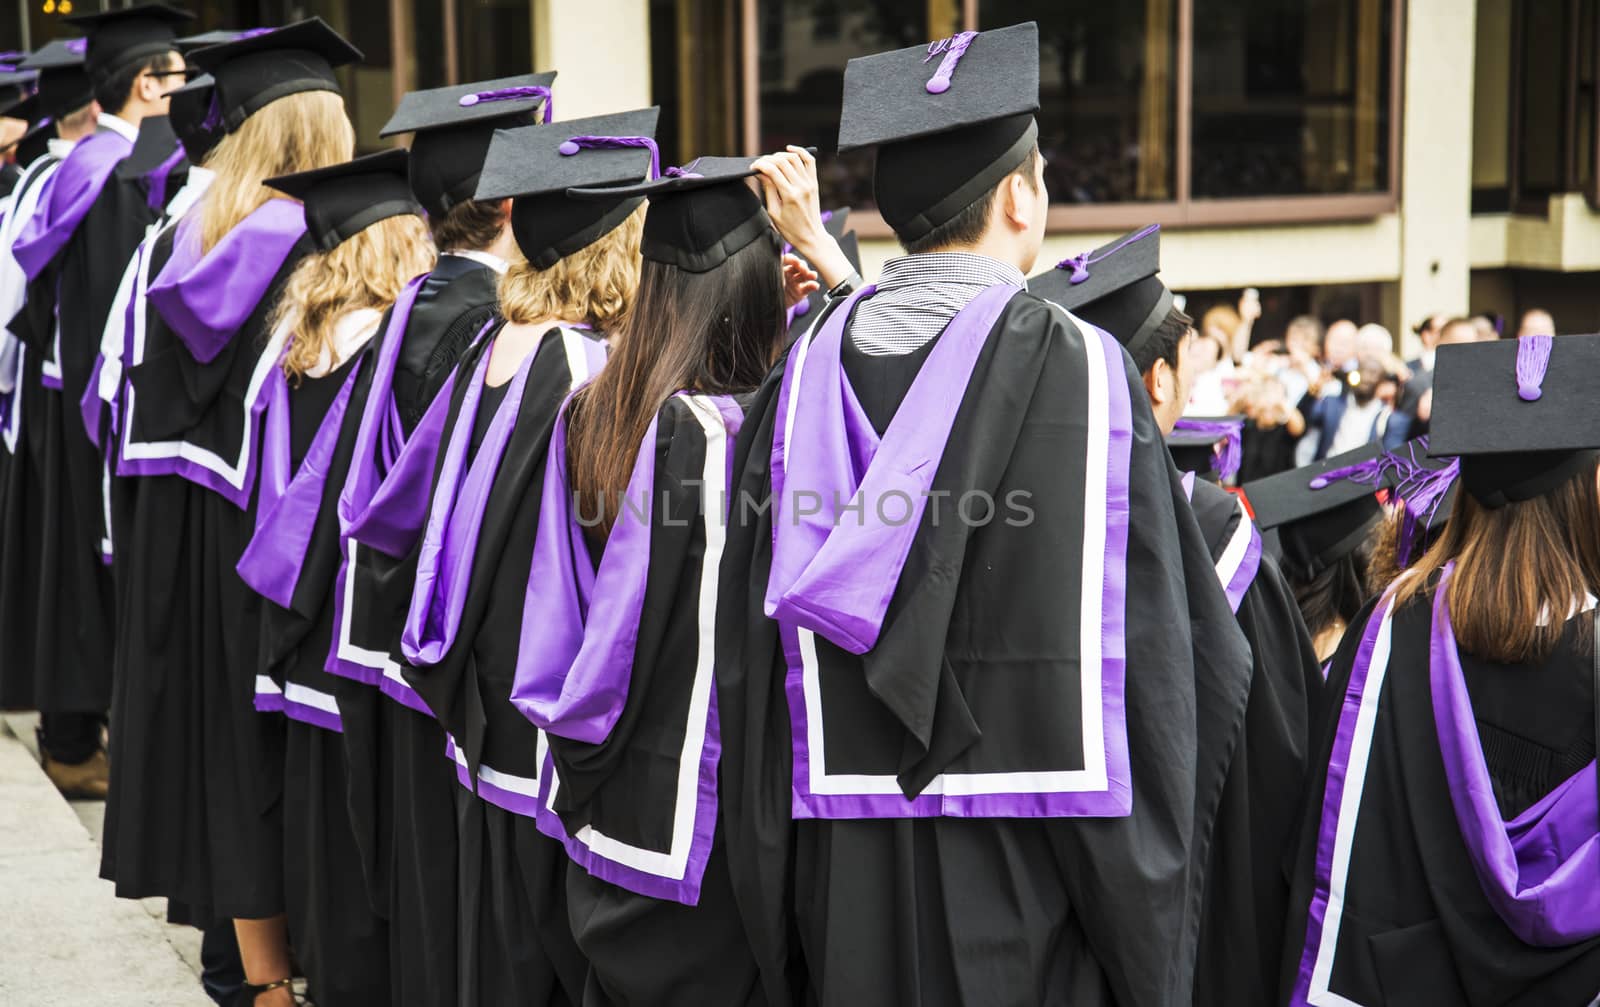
[1537,592,1599,628]
[46,137,77,160]
[443,249,509,275]
[97,113,139,143]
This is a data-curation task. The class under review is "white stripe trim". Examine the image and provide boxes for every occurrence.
[1214,498,1256,591]
[335,540,406,681]
[452,737,544,798]
[283,681,339,715]
[1308,598,1395,1007]
[254,674,282,696]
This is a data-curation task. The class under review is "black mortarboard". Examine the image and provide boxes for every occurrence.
[0,67,35,107]
[476,108,659,269]
[176,28,270,52]
[838,22,1039,242]
[18,40,95,121]
[789,211,860,326]
[1168,416,1243,483]
[166,73,221,163]
[379,73,558,218]
[1427,334,1600,507]
[569,154,776,272]
[65,3,191,85]
[188,18,361,133]
[1243,443,1385,582]
[1029,225,1174,363]
[264,148,421,252]
[115,113,178,181]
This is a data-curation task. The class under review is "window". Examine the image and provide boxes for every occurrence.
[738,0,1401,232]
[1499,0,1600,214]
[651,0,742,167]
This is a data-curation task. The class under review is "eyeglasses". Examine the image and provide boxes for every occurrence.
[143,69,188,80]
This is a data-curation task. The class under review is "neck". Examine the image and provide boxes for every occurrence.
[916,233,1027,273]
[483,226,518,264]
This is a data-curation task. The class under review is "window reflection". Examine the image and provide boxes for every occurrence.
[456,0,533,83]
[1190,0,1392,199]
[983,3,1177,204]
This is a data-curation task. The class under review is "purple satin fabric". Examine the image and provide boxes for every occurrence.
[146,148,185,212]
[1429,576,1600,945]
[401,337,541,668]
[764,282,1021,654]
[237,359,364,609]
[146,199,307,364]
[12,131,132,280]
[79,356,104,449]
[508,402,659,744]
[343,368,457,559]
[1223,523,1263,615]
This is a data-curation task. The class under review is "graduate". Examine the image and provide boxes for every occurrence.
[1033,227,1320,1007]
[507,147,846,1005]
[0,37,109,797]
[1242,445,1388,663]
[327,75,549,1007]
[1282,333,1600,1005]
[102,19,361,1007]
[349,108,660,1005]
[716,22,1251,1005]
[236,148,433,1006]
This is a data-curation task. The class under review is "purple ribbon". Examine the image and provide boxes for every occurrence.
[146,199,307,364]
[1430,570,1600,945]
[1311,437,1458,567]
[65,39,87,55]
[457,86,554,123]
[146,147,186,212]
[344,365,458,559]
[1058,223,1161,286]
[558,135,660,181]
[237,358,364,609]
[401,335,542,668]
[922,30,978,94]
[1516,333,1553,401]
[765,281,1021,654]
[12,132,133,281]
[1173,416,1243,482]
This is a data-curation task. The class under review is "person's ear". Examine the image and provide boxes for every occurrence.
[1143,359,1169,405]
[1000,171,1031,232]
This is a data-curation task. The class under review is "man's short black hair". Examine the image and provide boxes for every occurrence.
[898,143,1040,255]
[93,50,179,115]
[1131,305,1194,376]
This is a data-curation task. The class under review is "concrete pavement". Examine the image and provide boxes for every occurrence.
[0,714,210,1006]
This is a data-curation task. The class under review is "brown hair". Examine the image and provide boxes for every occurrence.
[900,144,1041,255]
[497,205,643,331]
[567,228,785,537]
[273,213,435,380]
[198,90,354,254]
[431,197,507,252]
[1390,462,1600,662]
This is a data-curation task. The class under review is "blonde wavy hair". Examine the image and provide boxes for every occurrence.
[197,90,354,254]
[497,204,644,332]
[273,213,436,380]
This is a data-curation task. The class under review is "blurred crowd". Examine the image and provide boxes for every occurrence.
[1183,297,1559,483]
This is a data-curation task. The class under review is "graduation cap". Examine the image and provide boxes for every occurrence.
[1427,334,1600,508]
[1029,225,1175,365]
[378,73,558,218]
[264,148,422,252]
[1168,417,1243,483]
[65,3,192,85]
[116,113,178,180]
[166,72,222,163]
[837,21,1039,243]
[176,28,273,52]
[188,18,362,133]
[1242,443,1386,583]
[476,107,659,269]
[17,39,94,121]
[569,153,779,273]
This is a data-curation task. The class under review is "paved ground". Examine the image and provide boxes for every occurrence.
[0,712,209,1006]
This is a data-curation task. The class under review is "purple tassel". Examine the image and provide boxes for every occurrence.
[200,91,223,134]
[1309,436,1460,568]
[558,135,661,181]
[661,165,701,179]
[1174,417,1243,482]
[457,85,554,124]
[1515,333,1553,401]
[65,38,87,55]
[923,31,978,94]
[1057,223,1160,286]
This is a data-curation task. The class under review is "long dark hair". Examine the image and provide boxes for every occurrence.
[1390,460,1600,663]
[567,230,785,537]
[1293,544,1373,645]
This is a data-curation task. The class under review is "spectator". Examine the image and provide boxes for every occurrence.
[1471,313,1503,340]
[1184,325,1235,415]
[1304,354,1411,460]
[1414,317,1485,427]
[1323,319,1359,373]
[1516,307,1556,338]
[1201,303,1245,362]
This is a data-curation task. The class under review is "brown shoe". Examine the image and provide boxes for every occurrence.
[42,747,110,800]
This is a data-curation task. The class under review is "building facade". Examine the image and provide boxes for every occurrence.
[12,0,1598,337]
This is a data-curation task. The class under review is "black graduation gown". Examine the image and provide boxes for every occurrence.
[248,345,389,1006]
[3,126,149,716]
[0,152,62,712]
[383,323,598,1006]
[716,292,1254,1006]
[527,394,764,1006]
[332,255,498,1007]
[1281,588,1600,1005]
[1185,478,1320,1007]
[99,223,315,922]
